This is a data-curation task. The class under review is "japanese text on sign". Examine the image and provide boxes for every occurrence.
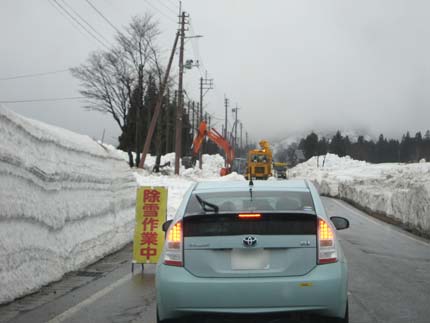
[133,187,167,264]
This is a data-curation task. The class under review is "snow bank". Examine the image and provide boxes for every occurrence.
[0,105,136,304]
[290,154,430,236]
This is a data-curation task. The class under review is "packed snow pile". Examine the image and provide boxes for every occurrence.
[0,105,136,304]
[290,154,430,236]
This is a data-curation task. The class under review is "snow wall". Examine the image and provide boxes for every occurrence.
[0,106,136,304]
[290,154,430,237]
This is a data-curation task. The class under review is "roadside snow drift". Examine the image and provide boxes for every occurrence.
[0,105,136,304]
[290,154,430,237]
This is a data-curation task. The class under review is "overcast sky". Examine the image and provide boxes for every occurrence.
[1,0,430,145]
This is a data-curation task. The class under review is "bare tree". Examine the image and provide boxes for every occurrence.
[71,49,132,131]
[71,14,162,166]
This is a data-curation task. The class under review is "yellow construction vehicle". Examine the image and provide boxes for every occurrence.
[245,140,272,180]
[273,161,288,179]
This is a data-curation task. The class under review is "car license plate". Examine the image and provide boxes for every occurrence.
[231,248,270,270]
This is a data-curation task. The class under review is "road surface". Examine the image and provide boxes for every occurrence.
[1,197,429,323]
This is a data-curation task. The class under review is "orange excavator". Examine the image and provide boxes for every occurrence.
[192,121,235,176]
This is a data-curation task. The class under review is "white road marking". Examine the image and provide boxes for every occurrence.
[331,198,430,247]
[46,274,130,323]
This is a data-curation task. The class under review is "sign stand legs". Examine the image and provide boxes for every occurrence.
[131,260,144,274]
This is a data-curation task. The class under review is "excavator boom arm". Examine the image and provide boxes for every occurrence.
[192,121,235,170]
[207,128,235,165]
[192,121,208,155]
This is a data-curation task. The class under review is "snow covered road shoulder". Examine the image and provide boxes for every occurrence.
[0,106,136,304]
[290,154,430,237]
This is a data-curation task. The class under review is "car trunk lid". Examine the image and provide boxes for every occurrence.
[183,213,317,278]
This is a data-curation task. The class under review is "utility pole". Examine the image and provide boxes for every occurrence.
[183,100,191,155]
[138,30,180,169]
[174,10,188,175]
[199,72,214,121]
[191,101,195,139]
[164,89,170,153]
[198,72,214,169]
[232,104,239,152]
[135,64,143,166]
[240,122,243,152]
[224,96,230,168]
[224,96,229,139]
[246,131,249,149]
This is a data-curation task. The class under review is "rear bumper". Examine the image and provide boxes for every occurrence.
[156,261,347,320]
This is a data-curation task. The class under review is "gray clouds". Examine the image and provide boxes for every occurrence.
[1,0,430,145]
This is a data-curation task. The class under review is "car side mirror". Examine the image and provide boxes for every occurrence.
[162,219,173,232]
[330,216,350,230]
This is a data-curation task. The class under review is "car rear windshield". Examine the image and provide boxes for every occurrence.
[183,213,317,236]
[185,190,315,215]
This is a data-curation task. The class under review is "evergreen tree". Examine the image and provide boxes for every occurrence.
[423,130,430,161]
[317,137,329,156]
[376,134,387,162]
[414,132,423,161]
[329,131,347,157]
[400,132,412,162]
[302,132,319,160]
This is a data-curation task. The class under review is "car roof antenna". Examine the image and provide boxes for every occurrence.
[249,178,254,201]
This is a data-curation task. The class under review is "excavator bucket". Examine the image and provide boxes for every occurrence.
[220,167,230,176]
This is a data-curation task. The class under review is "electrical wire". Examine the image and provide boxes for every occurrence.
[166,0,180,10]
[188,20,206,78]
[0,96,85,104]
[157,0,179,16]
[47,0,94,43]
[84,0,122,35]
[59,0,112,46]
[0,69,70,81]
[142,0,178,24]
[84,0,150,55]
[51,0,110,49]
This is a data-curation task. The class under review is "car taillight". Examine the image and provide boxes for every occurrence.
[238,213,261,219]
[163,221,183,267]
[318,218,337,264]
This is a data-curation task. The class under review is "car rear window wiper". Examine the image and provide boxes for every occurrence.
[195,194,219,213]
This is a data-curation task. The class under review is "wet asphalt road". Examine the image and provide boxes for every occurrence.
[1,197,430,323]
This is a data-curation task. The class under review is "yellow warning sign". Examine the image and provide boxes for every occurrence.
[133,186,168,264]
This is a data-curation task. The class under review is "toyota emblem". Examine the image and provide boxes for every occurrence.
[243,236,257,247]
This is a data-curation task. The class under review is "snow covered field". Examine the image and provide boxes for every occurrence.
[290,154,430,237]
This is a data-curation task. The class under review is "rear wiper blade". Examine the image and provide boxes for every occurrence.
[195,194,219,213]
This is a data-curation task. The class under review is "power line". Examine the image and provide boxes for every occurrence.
[52,0,110,49]
[206,112,224,121]
[142,0,178,24]
[59,0,112,46]
[84,0,122,35]
[0,69,70,81]
[84,0,147,55]
[48,0,94,43]
[0,96,85,104]
[157,0,178,16]
[188,20,206,78]
[165,0,179,10]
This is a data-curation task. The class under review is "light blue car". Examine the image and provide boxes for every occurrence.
[156,180,349,322]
